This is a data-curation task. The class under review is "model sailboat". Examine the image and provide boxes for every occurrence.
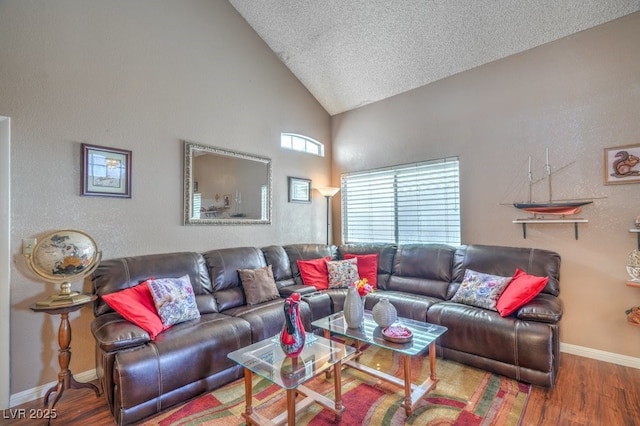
[513,149,592,216]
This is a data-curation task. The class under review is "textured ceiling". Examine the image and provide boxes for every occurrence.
[229,0,640,115]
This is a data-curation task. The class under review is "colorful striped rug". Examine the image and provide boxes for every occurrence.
[141,345,530,425]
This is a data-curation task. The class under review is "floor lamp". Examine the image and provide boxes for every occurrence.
[316,187,340,245]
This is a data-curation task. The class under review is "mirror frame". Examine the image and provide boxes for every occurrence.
[183,141,272,225]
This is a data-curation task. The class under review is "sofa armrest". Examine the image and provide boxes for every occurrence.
[91,312,151,352]
[516,293,563,323]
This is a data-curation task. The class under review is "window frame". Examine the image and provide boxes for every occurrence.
[280,133,325,157]
[341,157,461,246]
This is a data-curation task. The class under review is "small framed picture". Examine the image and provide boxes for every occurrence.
[604,144,640,185]
[82,143,132,197]
[288,177,311,203]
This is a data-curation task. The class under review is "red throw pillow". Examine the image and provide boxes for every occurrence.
[496,268,549,317]
[344,253,379,288]
[297,256,331,290]
[102,281,169,339]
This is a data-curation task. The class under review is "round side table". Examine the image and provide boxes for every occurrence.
[30,295,101,412]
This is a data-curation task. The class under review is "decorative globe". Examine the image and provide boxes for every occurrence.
[27,229,101,306]
[627,250,640,282]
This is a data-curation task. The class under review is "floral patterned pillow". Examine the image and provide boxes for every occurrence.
[450,269,512,311]
[326,258,360,288]
[147,275,201,326]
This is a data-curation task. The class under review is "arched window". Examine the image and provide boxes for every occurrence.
[280,133,324,157]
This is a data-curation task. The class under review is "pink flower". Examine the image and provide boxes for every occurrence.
[352,278,374,296]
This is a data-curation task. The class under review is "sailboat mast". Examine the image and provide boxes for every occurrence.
[546,148,552,202]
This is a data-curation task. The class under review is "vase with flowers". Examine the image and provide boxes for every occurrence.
[344,278,374,329]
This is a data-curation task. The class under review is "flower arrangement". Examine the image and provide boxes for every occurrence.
[352,278,374,297]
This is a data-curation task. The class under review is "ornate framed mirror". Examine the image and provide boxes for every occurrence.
[183,141,272,225]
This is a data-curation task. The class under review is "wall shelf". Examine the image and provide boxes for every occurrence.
[513,218,588,240]
[626,280,640,288]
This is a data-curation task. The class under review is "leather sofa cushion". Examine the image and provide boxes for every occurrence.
[453,245,561,296]
[387,244,455,299]
[261,245,293,284]
[428,301,555,373]
[203,247,267,311]
[223,298,312,342]
[93,252,214,316]
[366,291,440,322]
[113,314,252,410]
[195,294,218,313]
[301,291,332,323]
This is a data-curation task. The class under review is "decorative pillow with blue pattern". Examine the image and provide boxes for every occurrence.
[148,274,201,326]
[451,269,512,311]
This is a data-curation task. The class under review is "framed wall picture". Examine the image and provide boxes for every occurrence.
[82,143,132,197]
[604,144,640,185]
[288,177,311,203]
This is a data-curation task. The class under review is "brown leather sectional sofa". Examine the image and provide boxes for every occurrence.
[91,243,562,425]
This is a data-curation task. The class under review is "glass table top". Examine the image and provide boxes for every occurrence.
[312,311,447,357]
[228,334,355,390]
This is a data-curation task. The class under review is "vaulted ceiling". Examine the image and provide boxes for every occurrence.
[229,0,640,115]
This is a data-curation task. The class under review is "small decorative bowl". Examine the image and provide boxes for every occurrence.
[382,325,413,343]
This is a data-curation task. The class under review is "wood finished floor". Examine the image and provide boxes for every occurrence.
[3,353,640,425]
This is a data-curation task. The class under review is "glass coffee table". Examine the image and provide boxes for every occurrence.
[312,311,447,416]
[228,335,355,425]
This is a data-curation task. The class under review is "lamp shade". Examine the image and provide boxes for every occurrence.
[316,187,340,197]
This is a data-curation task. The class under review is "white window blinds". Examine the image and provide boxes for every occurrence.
[341,157,461,245]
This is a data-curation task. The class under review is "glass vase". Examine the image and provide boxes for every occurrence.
[279,293,306,357]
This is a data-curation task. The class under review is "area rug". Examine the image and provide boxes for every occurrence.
[141,345,530,426]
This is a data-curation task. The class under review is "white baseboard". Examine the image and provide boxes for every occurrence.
[560,343,640,369]
[8,344,640,407]
[9,369,97,408]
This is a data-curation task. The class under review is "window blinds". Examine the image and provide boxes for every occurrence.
[341,157,460,245]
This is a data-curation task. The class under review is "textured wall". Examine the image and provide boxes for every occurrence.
[332,13,640,358]
[0,0,331,395]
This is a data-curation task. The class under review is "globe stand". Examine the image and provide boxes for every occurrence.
[25,229,103,419]
[30,297,101,417]
[35,282,93,307]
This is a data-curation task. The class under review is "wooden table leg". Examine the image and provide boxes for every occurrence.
[43,312,100,411]
[333,362,343,420]
[286,388,296,425]
[242,368,254,423]
[402,354,413,416]
[323,330,334,379]
[429,341,437,381]
[401,340,439,416]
